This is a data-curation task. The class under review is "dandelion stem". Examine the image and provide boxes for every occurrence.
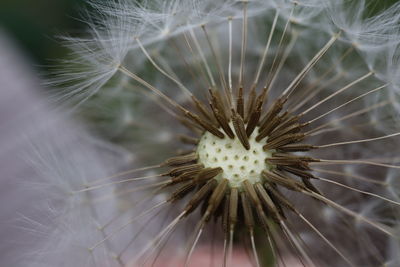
[280,221,316,267]
[188,29,216,87]
[135,37,192,97]
[303,190,394,236]
[291,46,354,111]
[250,230,261,267]
[311,168,387,186]
[184,227,204,267]
[93,180,166,204]
[264,4,295,90]
[210,222,217,267]
[283,32,341,97]
[300,71,374,116]
[222,234,228,267]
[239,0,248,88]
[85,164,161,186]
[98,186,165,230]
[253,9,279,87]
[228,16,234,104]
[360,156,400,164]
[124,83,178,118]
[169,39,208,90]
[228,229,235,265]
[307,100,390,135]
[307,84,387,124]
[116,207,164,261]
[309,120,379,137]
[267,31,299,93]
[288,46,353,111]
[201,25,231,106]
[317,131,400,148]
[89,200,168,251]
[75,174,163,193]
[118,66,185,112]
[313,159,400,169]
[147,209,177,267]
[136,211,186,264]
[290,73,343,112]
[316,176,400,206]
[296,211,356,267]
[181,33,211,88]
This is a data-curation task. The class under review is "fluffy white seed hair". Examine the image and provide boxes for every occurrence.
[19,125,133,267]
[24,0,400,266]
[47,0,400,108]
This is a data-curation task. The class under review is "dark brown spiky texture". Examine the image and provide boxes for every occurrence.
[156,86,327,263]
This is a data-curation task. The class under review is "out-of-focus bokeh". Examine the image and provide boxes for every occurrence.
[0,0,85,68]
[0,1,399,266]
[0,0,397,71]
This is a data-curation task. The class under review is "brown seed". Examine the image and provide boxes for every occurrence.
[266,155,316,170]
[263,184,286,218]
[169,182,196,202]
[245,107,262,137]
[243,181,271,232]
[272,153,319,162]
[209,89,235,137]
[178,135,199,145]
[278,165,315,179]
[270,114,301,135]
[229,188,239,229]
[242,180,262,208]
[222,195,230,234]
[178,116,203,134]
[254,183,281,222]
[268,122,305,140]
[205,179,229,221]
[236,87,244,118]
[277,143,316,152]
[265,184,295,212]
[210,102,235,138]
[191,95,216,123]
[302,177,323,195]
[210,89,230,121]
[256,112,287,141]
[184,179,218,214]
[184,110,225,138]
[232,110,250,150]
[162,153,197,167]
[168,163,204,177]
[258,96,287,129]
[170,169,202,184]
[240,191,255,229]
[176,149,196,156]
[245,87,257,123]
[263,133,305,150]
[194,167,223,183]
[246,89,267,137]
[262,170,306,192]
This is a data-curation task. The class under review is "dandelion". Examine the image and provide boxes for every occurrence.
[28,0,400,266]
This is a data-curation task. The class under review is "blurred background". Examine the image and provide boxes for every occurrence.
[0,1,399,266]
[0,0,398,73]
[0,0,85,69]
[0,0,398,71]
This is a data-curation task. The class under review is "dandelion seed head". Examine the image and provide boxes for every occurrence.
[197,125,273,188]
[23,0,400,266]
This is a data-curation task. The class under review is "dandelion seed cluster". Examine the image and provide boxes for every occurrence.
[196,126,273,187]
[24,0,400,267]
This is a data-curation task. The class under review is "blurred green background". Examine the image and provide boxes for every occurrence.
[0,0,397,69]
[0,0,85,67]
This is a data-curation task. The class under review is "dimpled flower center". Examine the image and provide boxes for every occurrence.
[196,127,274,188]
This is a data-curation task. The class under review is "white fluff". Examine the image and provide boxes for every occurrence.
[18,0,400,266]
